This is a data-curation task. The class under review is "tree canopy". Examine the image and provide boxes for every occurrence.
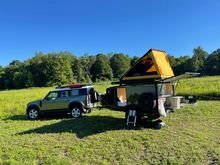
[90,54,113,82]
[205,49,220,75]
[188,47,208,73]
[0,46,220,90]
[110,54,130,79]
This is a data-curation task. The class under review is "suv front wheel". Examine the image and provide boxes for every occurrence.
[70,106,82,118]
[28,108,39,120]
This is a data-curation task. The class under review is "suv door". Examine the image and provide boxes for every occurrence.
[58,90,71,109]
[41,91,70,111]
[41,91,61,110]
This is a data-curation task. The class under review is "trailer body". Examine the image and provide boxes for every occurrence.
[101,49,198,124]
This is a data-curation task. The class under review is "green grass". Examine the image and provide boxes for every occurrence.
[0,77,220,164]
[176,76,220,100]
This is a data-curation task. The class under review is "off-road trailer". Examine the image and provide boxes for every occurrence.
[100,49,199,128]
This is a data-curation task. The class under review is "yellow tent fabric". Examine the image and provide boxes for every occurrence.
[121,49,174,81]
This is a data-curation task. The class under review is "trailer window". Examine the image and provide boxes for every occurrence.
[165,83,173,95]
[117,87,127,106]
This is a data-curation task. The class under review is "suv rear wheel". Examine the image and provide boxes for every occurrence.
[28,108,39,119]
[70,106,82,118]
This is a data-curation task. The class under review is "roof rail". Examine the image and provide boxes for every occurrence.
[57,84,91,89]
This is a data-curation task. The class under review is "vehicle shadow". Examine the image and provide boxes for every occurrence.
[3,115,28,121]
[17,115,131,138]
[3,114,72,121]
[6,114,160,138]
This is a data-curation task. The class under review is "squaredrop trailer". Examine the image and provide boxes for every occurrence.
[100,49,199,127]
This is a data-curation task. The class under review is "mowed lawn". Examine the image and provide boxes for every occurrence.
[0,78,219,164]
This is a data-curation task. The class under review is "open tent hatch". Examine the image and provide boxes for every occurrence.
[120,49,174,83]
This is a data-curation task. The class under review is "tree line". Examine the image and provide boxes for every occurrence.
[0,47,220,89]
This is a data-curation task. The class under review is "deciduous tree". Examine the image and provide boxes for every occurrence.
[90,54,113,81]
[110,54,130,79]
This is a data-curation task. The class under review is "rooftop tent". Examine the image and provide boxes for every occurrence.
[120,49,174,82]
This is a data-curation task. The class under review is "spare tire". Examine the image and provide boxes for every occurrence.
[138,93,156,113]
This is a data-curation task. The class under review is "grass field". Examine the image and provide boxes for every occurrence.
[0,77,220,164]
[176,76,220,100]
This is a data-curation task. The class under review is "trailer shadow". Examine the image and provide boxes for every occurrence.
[17,115,132,138]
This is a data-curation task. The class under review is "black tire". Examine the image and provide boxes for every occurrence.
[70,106,82,118]
[27,108,39,120]
[87,109,92,113]
[138,93,156,113]
[187,96,197,104]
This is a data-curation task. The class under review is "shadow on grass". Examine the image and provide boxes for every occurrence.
[6,114,161,138]
[177,93,220,100]
[17,115,130,138]
[3,114,73,121]
[3,115,28,121]
[196,94,220,100]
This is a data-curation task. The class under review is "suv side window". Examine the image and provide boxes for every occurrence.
[71,89,79,96]
[79,89,87,95]
[61,90,69,98]
[70,89,87,96]
[45,91,60,100]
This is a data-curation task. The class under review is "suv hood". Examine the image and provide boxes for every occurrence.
[27,99,42,106]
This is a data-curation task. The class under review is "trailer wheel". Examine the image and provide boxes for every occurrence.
[138,93,156,113]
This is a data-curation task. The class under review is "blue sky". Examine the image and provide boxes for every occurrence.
[0,0,220,66]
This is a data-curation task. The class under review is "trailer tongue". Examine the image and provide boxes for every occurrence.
[100,49,199,128]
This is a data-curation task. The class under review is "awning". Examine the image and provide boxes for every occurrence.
[157,72,200,83]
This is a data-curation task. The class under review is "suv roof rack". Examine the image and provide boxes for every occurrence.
[57,84,91,89]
